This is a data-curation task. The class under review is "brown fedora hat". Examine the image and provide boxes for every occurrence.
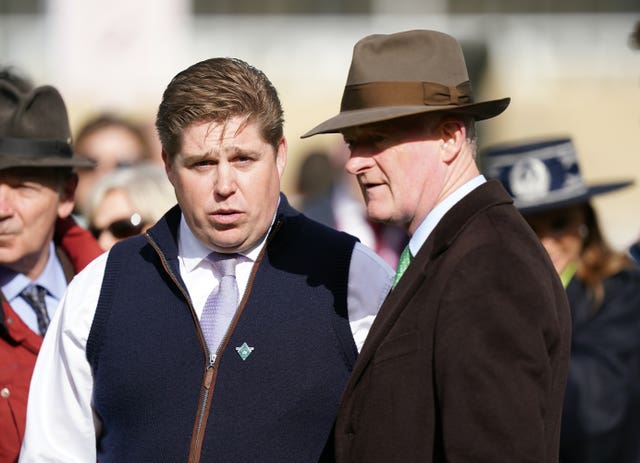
[0,81,95,170]
[302,29,510,138]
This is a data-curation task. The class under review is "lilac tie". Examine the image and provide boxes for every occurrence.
[201,253,239,354]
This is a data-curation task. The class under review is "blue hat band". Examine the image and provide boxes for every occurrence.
[484,140,589,209]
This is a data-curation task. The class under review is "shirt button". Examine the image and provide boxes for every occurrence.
[1,387,9,398]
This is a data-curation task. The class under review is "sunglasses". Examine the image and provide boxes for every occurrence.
[89,212,147,240]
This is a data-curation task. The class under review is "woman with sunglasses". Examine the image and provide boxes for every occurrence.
[83,162,176,250]
[483,137,640,463]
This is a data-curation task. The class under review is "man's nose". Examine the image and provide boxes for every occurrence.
[0,184,15,218]
[345,150,374,175]
[214,163,236,197]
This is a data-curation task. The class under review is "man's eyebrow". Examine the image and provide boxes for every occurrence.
[0,171,49,182]
[180,146,261,161]
[342,128,364,139]
[180,151,215,163]
[228,146,262,157]
[344,127,386,139]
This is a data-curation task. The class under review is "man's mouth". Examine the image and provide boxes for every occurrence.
[211,209,241,225]
[362,181,385,193]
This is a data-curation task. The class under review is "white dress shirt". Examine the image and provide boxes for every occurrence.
[19,214,393,462]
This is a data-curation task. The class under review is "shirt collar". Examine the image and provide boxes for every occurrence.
[0,241,67,300]
[178,212,275,273]
[409,175,486,256]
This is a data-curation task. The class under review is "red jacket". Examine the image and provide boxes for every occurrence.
[0,217,102,463]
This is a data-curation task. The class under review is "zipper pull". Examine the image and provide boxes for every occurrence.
[203,353,217,389]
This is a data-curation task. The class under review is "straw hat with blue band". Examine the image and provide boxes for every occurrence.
[0,81,96,170]
[302,29,511,138]
[480,137,634,215]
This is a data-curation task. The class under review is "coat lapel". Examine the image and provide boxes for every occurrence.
[341,180,514,398]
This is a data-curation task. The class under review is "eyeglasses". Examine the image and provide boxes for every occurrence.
[89,212,147,240]
[525,206,587,237]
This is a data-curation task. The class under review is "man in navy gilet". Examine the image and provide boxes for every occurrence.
[20,58,393,463]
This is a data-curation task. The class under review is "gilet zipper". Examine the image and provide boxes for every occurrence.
[146,221,281,462]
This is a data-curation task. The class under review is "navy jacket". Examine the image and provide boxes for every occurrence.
[87,195,358,463]
[561,268,640,463]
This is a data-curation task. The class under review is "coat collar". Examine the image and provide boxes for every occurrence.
[344,180,513,393]
[415,180,513,264]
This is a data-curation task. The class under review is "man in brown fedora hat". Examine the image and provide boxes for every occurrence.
[304,29,571,462]
[0,77,102,463]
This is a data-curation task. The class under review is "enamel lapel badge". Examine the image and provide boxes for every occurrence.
[236,342,254,361]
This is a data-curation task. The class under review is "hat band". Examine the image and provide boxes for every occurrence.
[0,137,72,158]
[341,80,473,111]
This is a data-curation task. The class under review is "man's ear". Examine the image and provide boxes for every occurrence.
[162,149,175,186]
[438,118,465,163]
[57,173,78,219]
[276,137,287,178]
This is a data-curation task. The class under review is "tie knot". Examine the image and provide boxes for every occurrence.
[21,284,47,302]
[208,252,239,277]
[399,245,412,265]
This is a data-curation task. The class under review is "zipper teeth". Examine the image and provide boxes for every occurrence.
[145,219,282,461]
[192,384,211,459]
[146,234,212,463]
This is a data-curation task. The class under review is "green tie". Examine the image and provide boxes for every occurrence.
[392,245,413,288]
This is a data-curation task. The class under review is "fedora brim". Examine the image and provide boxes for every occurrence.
[518,180,634,215]
[301,97,511,138]
[0,155,96,170]
[0,137,96,170]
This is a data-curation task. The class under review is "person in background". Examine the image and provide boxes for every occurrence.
[19,57,393,462]
[303,29,571,463]
[629,241,640,265]
[629,18,640,49]
[0,79,102,463]
[295,148,335,209]
[73,113,153,218]
[482,136,640,463]
[84,162,176,250]
[628,20,640,266]
[298,142,408,268]
[0,67,33,94]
